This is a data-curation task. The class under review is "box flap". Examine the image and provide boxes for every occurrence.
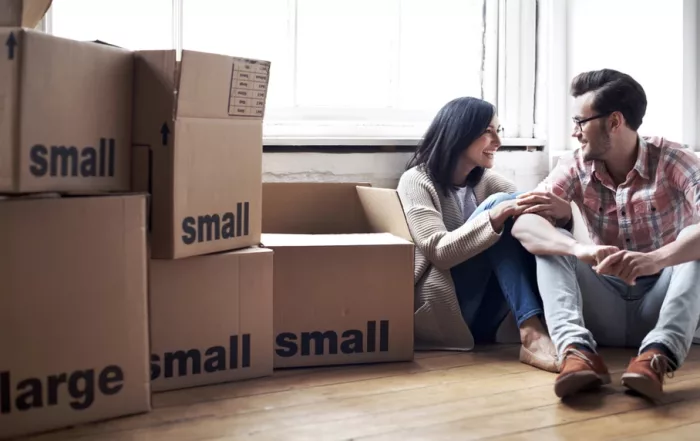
[261,232,411,248]
[262,182,371,234]
[356,186,413,243]
[0,0,51,27]
[176,50,270,120]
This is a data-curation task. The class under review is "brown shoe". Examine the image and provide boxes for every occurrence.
[554,345,611,398]
[621,349,676,401]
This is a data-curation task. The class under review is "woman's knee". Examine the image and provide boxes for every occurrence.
[483,192,517,208]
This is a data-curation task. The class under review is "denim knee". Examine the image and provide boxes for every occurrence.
[483,192,518,209]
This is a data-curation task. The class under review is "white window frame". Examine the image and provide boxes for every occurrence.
[42,0,543,146]
[541,0,700,163]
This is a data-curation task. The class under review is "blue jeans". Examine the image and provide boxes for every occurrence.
[450,192,543,343]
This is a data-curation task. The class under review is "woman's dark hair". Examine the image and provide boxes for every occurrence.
[406,96,496,195]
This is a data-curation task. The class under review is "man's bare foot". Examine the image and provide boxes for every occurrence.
[518,316,560,373]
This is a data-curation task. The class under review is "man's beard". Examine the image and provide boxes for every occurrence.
[583,129,612,161]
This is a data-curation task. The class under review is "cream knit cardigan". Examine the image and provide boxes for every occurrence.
[397,165,520,351]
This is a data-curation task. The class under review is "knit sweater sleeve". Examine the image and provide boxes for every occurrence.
[397,169,502,270]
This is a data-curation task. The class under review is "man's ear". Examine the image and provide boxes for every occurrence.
[610,111,624,131]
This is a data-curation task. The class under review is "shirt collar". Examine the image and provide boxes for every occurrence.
[591,135,650,181]
[632,136,650,179]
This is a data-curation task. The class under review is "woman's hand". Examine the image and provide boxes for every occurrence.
[488,199,524,232]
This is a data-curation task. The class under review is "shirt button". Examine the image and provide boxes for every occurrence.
[652,206,656,212]
[599,207,603,213]
[626,238,631,242]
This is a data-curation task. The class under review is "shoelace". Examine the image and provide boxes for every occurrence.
[562,348,593,367]
[649,353,677,382]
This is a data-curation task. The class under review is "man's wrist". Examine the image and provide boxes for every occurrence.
[648,247,672,269]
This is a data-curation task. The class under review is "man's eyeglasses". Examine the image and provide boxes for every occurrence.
[572,113,611,132]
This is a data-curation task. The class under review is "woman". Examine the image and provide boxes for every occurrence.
[396,96,558,373]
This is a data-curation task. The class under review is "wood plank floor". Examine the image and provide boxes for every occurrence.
[20,345,700,441]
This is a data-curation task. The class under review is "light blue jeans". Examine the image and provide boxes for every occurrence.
[535,228,700,366]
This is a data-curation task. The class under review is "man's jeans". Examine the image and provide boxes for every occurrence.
[536,227,700,366]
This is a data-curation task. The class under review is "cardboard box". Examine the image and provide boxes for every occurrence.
[149,247,273,392]
[0,0,51,28]
[0,194,150,439]
[0,29,134,194]
[132,50,270,259]
[261,182,415,369]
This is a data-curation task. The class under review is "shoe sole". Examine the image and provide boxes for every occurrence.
[554,371,611,398]
[621,373,663,401]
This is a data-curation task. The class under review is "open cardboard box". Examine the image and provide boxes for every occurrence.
[132,49,270,259]
[261,182,415,368]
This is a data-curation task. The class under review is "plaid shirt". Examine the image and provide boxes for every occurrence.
[538,136,700,253]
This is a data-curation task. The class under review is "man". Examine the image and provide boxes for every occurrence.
[512,68,700,400]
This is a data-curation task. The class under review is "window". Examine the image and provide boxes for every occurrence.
[567,0,684,147]
[49,0,173,50]
[45,0,538,142]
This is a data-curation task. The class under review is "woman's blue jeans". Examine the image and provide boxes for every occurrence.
[450,192,543,343]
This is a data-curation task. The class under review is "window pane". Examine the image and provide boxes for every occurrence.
[399,0,484,112]
[182,0,294,109]
[295,0,398,109]
[50,0,172,50]
[569,0,683,143]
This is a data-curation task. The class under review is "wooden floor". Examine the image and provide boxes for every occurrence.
[22,345,700,441]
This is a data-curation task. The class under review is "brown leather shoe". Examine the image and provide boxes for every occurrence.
[621,349,677,400]
[554,345,611,398]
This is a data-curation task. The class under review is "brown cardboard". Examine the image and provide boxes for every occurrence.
[0,29,133,194]
[0,0,51,27]
[261,182,415,369]
[132,49,270,259]
[149,247,274,392]
[0,194,150,439]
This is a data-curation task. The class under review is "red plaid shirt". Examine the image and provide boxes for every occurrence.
[539,136,700,252]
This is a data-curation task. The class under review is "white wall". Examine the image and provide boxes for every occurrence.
[263,150,549,190]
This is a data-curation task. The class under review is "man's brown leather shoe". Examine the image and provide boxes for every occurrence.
[554,345,611,398]
[621,348,676,401]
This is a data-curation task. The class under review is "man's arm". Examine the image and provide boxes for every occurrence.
[595,145,700,284]
[512,214,620,266]
[511,213,578,256]
[649,146,700,267]
[649,224,700,268]
[516,155,580,230]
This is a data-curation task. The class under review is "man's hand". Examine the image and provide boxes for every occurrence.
[594,250,663,285]
[517,191,573,224]
[572,243,620,267]
[489,199,524,232]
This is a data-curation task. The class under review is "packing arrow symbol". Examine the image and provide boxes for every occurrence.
[6,33,16,60]
[160,122,170,146]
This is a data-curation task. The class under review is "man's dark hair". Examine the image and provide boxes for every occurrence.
[406,96,495,195]
[570,69,647,131]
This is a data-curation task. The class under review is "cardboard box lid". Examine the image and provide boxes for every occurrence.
[262,182,413,241]
[135,49,271,121]
[0,0,51,27]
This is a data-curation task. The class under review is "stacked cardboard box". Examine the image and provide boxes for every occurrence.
[0,1,150,438]
[130,48,275,393]
[1,0,417,438]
